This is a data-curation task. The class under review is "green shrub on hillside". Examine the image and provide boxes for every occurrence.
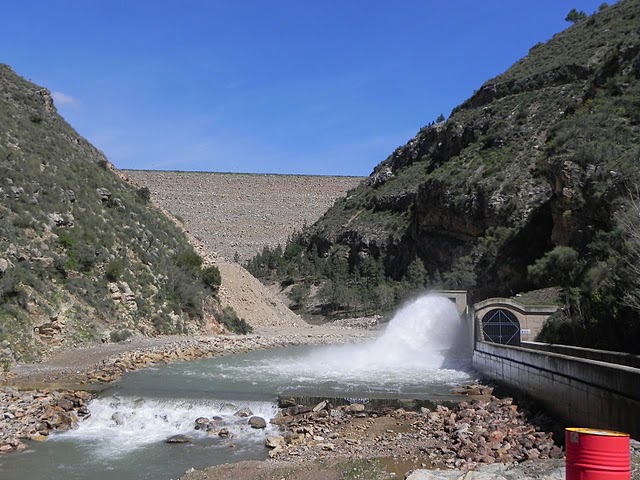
[219,306,253,334]
[105,260,124,282]
[136,186,151,203]
[201,265,222,291]
[528,247,582,288]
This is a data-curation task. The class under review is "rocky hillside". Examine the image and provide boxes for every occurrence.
[248,1,640,351]
[123,171,362,263]
[0,65,227,365]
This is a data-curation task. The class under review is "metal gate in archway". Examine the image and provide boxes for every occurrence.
[481,308,521,346]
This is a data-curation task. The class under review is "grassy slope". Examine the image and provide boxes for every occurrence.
[0,65,219,363]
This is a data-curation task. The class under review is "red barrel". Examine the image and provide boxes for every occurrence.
[565,427,630,480]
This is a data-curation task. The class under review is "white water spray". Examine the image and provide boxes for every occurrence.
[306,292,469,371]
[371,292,470,369]
[237,292,473,392]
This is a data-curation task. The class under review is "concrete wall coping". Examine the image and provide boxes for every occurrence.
[475,340,640,399]
[523,341,640,369]
[476,340,640,376]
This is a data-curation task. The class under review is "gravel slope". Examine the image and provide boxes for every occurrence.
[123,171,362,263]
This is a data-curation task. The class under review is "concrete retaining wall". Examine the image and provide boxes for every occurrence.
[473,340,640,439]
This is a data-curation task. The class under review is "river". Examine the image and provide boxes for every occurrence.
[0,294,475,480]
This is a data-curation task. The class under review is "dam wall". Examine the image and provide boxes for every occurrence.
[472,339,640,439]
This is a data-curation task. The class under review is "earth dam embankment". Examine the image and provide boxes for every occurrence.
[122,171,363,263]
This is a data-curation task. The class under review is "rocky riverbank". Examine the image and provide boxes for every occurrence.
[0,388,93,453]
[264,395,563,467]
[183,392,640,480]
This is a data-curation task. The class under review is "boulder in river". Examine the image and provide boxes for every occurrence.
[248,416,267,429]
[265,435,285,448]
[165,434,191,444]
[234,408,253,418]
[111,412,126,426]
[194,417,210,430]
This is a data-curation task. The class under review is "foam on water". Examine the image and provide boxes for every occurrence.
[55,396,278,457]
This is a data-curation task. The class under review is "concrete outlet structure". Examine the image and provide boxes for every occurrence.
[474,297,558,343]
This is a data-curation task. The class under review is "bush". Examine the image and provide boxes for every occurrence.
[175,249,202,271]
[105,260,124,282]
[289,283,309,309]
[0,268,27,306]
[136,187,151,203]
[110,328,133,342]
[58,232,76,250]
[565,8,587,24]
[167,270,204,317]
[12,216,32,229]
[0,358,10,372]
[201,265,222,291]
[528,246,582,287]
[152,314,172,334]
[219,306,253,334]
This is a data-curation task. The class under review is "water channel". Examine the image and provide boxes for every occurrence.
[0,294,476,480]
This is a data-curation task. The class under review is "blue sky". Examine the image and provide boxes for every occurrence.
[2,1,611,176]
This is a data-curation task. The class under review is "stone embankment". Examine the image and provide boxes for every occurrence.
[0,388,92,453]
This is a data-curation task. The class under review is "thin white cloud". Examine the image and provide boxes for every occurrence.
[51,91,79,108]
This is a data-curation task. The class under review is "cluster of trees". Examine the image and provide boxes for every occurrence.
[246,238,433,318]
[530,194,640,354]
[565,4,609,24]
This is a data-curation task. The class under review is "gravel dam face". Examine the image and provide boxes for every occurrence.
[122,171,363,263]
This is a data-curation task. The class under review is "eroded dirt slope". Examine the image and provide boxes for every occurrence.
[216,260,303,333]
